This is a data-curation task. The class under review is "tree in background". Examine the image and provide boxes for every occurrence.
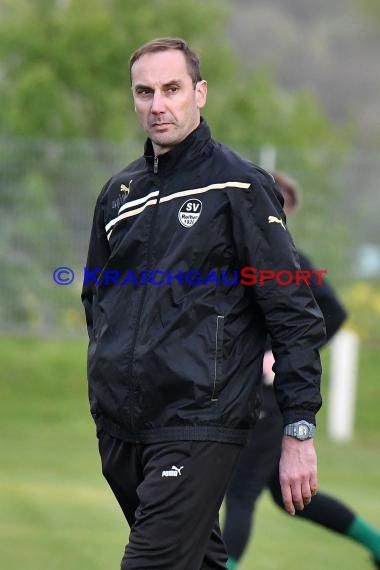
[0,0,348,149]
[0,0,231,141]
[0,0,352,333]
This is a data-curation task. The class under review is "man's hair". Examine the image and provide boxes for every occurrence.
[129,37,202,86]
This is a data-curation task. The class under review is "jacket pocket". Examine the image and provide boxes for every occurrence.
[211,315,224,401]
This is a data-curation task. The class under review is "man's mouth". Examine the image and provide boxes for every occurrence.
[150,119,174,127]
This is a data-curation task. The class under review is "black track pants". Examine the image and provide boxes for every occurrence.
[98,432,242,570]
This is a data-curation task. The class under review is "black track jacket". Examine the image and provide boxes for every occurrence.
[82,119,325,445]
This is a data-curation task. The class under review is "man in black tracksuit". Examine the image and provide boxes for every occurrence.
[82,38,325,570]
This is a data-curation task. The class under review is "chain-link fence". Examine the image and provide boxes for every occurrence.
[1,137,379,342]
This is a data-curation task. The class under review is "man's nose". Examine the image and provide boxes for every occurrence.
[151,91,166,114]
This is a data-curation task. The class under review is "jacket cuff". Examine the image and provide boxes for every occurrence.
[282,410,316,427]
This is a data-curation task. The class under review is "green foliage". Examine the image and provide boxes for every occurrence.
[0,0,354,334]
[0,0,229,140]
[208,69,349,153]
[0,0,349,151]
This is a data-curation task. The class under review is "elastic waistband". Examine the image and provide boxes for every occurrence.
[97,416,249,446]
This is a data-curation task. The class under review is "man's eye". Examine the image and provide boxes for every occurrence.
[167,86,178,93]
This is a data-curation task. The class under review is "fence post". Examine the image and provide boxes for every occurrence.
[259,145,277,171]
[327,329,359,441]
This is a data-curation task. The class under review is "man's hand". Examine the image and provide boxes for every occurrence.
[279,436,318,515]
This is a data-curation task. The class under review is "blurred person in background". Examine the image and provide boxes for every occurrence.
[223,171,380,570]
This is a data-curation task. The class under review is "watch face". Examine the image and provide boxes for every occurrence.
[298,424,309,438]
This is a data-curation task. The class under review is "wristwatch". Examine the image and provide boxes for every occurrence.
[284,420,316,440]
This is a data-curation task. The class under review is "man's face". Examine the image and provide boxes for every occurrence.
[131,50,207,155]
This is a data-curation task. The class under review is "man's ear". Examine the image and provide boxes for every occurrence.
[196,80,207,109]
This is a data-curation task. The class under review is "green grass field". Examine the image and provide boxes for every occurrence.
[0,337,379,569]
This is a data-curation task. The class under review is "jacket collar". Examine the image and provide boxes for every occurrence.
[144,118,212,174]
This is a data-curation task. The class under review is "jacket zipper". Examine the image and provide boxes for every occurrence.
[211,315,224,401]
